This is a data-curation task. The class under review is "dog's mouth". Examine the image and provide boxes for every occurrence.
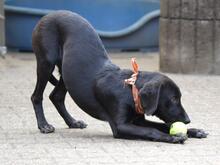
[153,113,169,124]
[165,122,173,127]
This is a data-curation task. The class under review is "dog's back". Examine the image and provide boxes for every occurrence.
[32,10,108,67]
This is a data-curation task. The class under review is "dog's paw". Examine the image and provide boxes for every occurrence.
[39,124,55,134]
[170,134,188,144]
[68,120,87,129]
[187,128,208,138]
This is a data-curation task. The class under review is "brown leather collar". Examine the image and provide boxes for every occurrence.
[124,58,144,115]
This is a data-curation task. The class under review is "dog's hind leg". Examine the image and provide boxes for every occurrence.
[49,74,59,86]
[31,59,56,133]
[49,76,87,129]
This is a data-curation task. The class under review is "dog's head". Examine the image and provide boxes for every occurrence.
[139,74,190,124]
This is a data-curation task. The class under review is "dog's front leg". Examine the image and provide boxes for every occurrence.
[133,117,208,138]
[187,128,208,138]
[132,116,169,133]
[134,118,208,138]
[114,123,187,143]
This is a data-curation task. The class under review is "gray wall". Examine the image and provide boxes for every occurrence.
[160,0,220,75]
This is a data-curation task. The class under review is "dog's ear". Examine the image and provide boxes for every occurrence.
[139,80,162,116]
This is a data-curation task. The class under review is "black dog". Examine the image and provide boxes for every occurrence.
[31,10,207,143]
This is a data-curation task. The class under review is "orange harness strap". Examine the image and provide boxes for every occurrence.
[124,58,144,115]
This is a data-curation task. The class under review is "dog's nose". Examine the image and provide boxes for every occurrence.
[184,117,191,124]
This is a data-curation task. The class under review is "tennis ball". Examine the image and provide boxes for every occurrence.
[169,122,187,136]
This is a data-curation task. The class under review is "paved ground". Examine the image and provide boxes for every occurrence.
[0,52,219,165]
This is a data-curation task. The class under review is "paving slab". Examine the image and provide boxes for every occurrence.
[0,52,219,165]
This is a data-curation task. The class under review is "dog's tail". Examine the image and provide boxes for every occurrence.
[49,75,59,86]
[49,60,62,86]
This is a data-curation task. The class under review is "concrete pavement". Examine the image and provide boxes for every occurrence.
[0,52,219,165]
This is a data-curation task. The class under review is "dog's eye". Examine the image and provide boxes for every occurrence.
[171,96,179,104]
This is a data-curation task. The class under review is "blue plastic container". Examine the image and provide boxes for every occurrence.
[5,0,160,51]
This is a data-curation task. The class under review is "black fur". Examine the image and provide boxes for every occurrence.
[31,10,207,143]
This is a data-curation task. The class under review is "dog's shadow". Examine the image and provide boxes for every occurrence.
[45,128,114,141]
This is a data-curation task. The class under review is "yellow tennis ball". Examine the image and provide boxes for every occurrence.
[169,122,187,135]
